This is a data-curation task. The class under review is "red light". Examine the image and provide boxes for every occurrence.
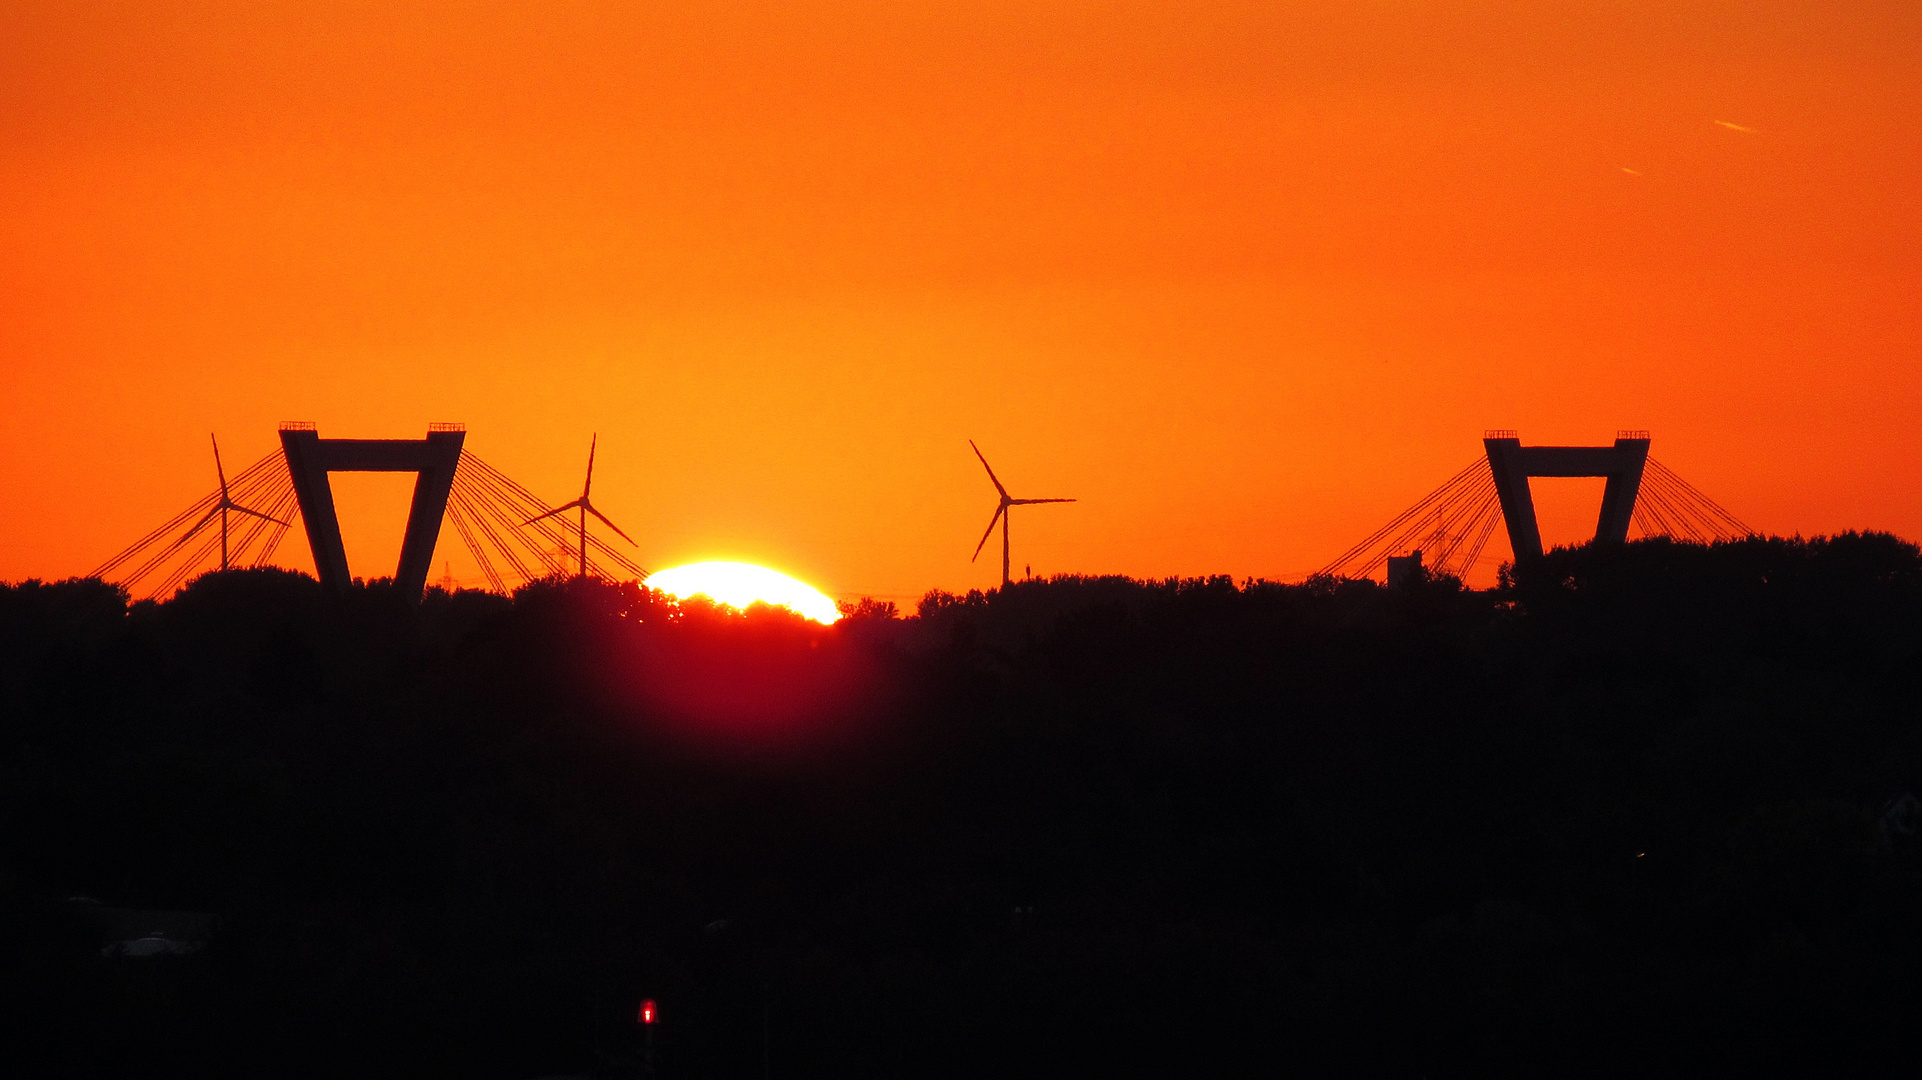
[639,999,657,1025]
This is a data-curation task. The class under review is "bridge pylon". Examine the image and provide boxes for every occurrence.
[1316,429,1750,585]
[278,422,466,599]
[1481,430,1650,562]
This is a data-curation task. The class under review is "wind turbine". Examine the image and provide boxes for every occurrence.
[171,434,291,571]
[523,434,638,579]
[969,440,1075,588]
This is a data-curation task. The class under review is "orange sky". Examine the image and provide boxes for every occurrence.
[3,1,1918,598]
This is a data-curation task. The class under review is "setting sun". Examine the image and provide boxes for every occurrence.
[646,561,841,624]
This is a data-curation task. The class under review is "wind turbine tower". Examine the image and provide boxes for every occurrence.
[524,434,639,578]
[969,440,1075,588]
[173,434,291,571]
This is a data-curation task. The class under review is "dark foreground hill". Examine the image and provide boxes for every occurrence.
[4,534,1921,1077]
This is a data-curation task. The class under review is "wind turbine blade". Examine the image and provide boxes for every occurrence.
[584,504,638,546]
[971,504,1005,561]
[211,433,229,497]
[1012,498,1076,505]
[968,440,1009,499]
[167,507,222,552]
[522,500,583,527]
[582,434,598,500]
[229,503,292,528]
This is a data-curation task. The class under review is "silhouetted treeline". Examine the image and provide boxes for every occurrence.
[4,534,1922,1076]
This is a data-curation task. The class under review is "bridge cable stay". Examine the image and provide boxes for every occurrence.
[477,451,648,579]
[143,461,298,598]
[454,454,575,578]
[440,449,649,590]
[1315,459,1502,582]
[448,456,580,585]
[1630,458,1751,542]
[147,471,300,599]
[1428,472,1506,576]
[95,442,655,600]
[1460,496,1507,571]
[1634,471,1699,540]
[90,450,300,599]
[1314,460,1488,575]
[1416,468,1501,570]
[442,488,508,594]
[1320,451,1755,585]
[447,472,542,588]
[91,449,288,582]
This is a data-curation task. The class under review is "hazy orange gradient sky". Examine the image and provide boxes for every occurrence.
[3,1,1918,598]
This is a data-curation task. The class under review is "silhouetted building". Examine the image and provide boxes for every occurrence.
[1386,550,1424,587]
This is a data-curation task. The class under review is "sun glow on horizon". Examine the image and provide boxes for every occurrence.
[645,561,841,624]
